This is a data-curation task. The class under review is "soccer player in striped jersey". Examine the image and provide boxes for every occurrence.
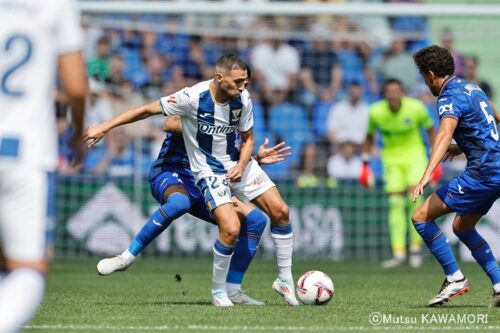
[0,0,87,330]
[85,55,298,306]
[96,114,290,305]
[412,45,500,307]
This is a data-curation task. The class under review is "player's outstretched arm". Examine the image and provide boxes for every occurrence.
[84,100,163,148]
[59,51,88,168]
[413,117,458,202]
[254,138,291,165]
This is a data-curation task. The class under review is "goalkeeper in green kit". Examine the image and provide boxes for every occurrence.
[360,79,439,268]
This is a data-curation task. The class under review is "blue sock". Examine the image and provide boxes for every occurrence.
[457,229,500,285]
[128,193,190,256]
[270,224,292,236]
[414,221,460,276]
[226,209,267,285]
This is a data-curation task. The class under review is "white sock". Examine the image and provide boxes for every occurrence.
[446,270,465,282]
[226,282,241,296]
[271,232,293,281]
[120,249,136,264]
[212,248,233,292]
[393,253,406,260]
[493,282,500,293]
[0,268,45,333]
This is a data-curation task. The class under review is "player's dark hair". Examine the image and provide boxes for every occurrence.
[216,54,247,73]
[413,45,455,77]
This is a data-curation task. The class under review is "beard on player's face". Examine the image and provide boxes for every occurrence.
[221,70,247,99]
[421,71,440,96]
[220,80,239,100]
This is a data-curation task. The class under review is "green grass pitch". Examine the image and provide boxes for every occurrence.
[27,257,499,333]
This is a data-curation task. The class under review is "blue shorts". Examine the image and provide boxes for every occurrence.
[436,172,500,216]
[149,167,215,225]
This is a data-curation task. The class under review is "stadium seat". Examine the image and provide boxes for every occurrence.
[269,103,314,164]
[120,48,146,86]
[312,101,334,140]
[252,102,270,146]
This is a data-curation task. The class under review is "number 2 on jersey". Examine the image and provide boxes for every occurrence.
[1,34,33,97]
[479,101,499,141]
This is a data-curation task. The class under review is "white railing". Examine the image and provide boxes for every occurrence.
[78,1,500,17]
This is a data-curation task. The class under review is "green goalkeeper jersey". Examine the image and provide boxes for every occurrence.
[368,97,433,162]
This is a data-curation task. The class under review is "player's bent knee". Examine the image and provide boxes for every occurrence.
[269,203,289,224]
[220,226,241,245]
[166,193,191,219]
[411,208,426,224]
[452,220,474,235]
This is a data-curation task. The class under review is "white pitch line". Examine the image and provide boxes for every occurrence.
[24,324,500,331]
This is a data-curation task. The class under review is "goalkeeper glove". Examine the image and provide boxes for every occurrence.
[359,161,374,189]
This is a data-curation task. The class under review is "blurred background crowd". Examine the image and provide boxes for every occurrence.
[56,0,494,186]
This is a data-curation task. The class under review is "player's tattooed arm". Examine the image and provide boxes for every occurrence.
[84,100,163,148]
[254,139,291,165]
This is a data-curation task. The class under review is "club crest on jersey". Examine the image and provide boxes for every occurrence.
[216,189,227,197]
[231,108,241,121]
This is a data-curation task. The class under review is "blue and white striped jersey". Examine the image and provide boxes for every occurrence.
[437,76,500,182]
[159,80,253,179]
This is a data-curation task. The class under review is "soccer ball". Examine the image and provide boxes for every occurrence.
[296,270,334,305]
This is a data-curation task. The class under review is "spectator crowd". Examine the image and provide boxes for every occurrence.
[57,0,494,186]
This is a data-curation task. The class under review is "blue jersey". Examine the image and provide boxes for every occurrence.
[437,77,500,182]
[148,132,190,182]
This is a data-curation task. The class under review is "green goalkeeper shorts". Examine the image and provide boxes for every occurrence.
[382,154,428,193]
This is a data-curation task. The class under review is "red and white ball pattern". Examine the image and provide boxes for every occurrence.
[296,270,334,305]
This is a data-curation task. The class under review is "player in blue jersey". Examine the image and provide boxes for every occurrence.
[412,45,500,307]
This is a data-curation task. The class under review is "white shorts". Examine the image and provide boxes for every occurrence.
[0,167,54,261]
[198,159,275,211]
